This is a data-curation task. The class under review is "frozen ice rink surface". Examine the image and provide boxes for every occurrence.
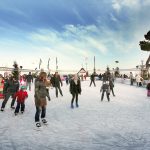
[0,80,150,150]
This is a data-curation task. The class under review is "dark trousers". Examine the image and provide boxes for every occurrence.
[101,91,110,101]
[15,102,25,113]
[71,92,78,105]
[89,80,96,86]
[46,88,51,99]
[110,88,115,96]
[130,79,133,85]
[35,106,46,122]
[1,93,16,109]
[55,86,63,97]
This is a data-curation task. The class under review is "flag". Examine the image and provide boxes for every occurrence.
[47,58,50,70]
[39,58,42,69]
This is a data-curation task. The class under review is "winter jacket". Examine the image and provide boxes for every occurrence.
[26,74,33,83]
[34,78,50,107]
[100,83,110,93]
[14,90,28,103]
[70,79,81,94]
[136,75,142,83]
[54,75,62,87]
[90,74,95,81]
[3,79,19,95]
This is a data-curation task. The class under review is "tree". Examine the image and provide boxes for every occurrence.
[12,61,19,80]
[139,31,150,51]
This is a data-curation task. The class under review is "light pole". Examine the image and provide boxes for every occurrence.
[56,57,58,71]
[94,56,96,74]
[141,60,144,78]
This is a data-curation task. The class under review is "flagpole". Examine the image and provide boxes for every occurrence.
[56,57,58,71]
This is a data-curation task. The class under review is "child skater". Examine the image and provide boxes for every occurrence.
[100,81,110,102]
[70,74,81,108]
[14,86,28,115]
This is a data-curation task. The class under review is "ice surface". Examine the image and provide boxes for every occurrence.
[0,80,150,150]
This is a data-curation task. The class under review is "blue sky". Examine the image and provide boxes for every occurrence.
[0,0,150,71]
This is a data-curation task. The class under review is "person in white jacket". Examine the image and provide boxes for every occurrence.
[135,74,143,87]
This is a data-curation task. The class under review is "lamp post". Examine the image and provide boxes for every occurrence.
[56,57,58,71]
[141,60,144,78]
[94,56,96,74]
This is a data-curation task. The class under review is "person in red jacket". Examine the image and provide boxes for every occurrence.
[14,86,28,115]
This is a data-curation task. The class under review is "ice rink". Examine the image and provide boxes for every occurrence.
[0,79,150,150]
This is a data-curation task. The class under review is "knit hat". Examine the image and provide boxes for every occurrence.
[21,86,26,90]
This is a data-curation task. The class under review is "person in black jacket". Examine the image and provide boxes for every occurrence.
[26,72,33,91]
[54,72,63,98]
[146,82,150,97]
[1,76,19,111]
[70,74,81,108]
[89,73,96,87]
[109,79,115,96]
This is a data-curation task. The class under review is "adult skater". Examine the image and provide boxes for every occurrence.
[100,81,110,102]
[129,72,134,86]
[109,79,115,96]
[70,74,81,108]
[89,73,96,87]
[34,72,51,128]
[54,72,63,98]
[1,76,19,111]
[26,72,33,91]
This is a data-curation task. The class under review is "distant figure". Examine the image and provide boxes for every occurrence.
[66,75,69,85]
[89,73,96,87]
[50,74,55,87]
[14,86,28,115]
[100,81,110,102]
[129,72,134,85]
[147,82,150,97]
[54,72,63,98]
[70,74,81,108]
[109,79,115,97]
[26,72,33,91]
[135,74,143,87]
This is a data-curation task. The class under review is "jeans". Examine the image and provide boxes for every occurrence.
[15,102,25,113]
[35,106,46,122]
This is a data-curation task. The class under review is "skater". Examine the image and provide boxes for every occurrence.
[66,75,69,85]
[0,75,4,99]
[70,74,81,108]
[89,73,96,87]
[109,79,115,96]
[26,72,33,91]
[1,76,19,111]
[147,81,150,97]
[129,72,134,85]
[14,86,28,115]
[34,72,51,128]
[54,72,63,98]
[100,81,110,102]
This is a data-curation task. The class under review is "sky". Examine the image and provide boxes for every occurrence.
[0,0,150,71]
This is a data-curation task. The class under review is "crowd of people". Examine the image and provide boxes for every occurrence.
[0,70,149,128]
